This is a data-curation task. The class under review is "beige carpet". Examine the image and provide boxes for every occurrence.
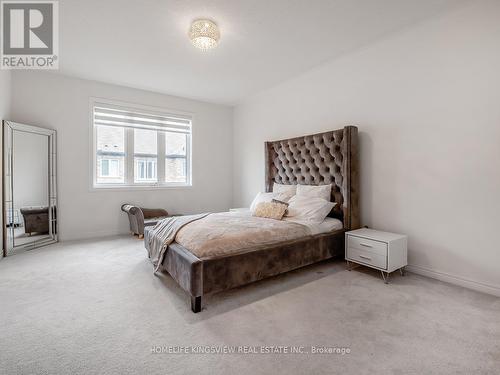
[0,236,499,375]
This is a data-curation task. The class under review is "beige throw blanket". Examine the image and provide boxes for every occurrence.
[146,213,210,272]
[175,212,312,259]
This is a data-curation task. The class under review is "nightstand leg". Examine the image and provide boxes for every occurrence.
[347,260,351,271]
[381,271,389,284]
[399,267,406,276]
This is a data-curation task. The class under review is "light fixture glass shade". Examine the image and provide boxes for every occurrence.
[189,19,220,50]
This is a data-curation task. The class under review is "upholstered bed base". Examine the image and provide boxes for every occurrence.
[156,229,346,312]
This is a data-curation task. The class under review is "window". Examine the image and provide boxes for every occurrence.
[96,125,125,184]
[135,158,157,181]
[100,159,120,177]
[165,133,187,183]
[92,101,192,188]
[134,129,157,183]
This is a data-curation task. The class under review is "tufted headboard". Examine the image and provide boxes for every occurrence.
[265,126,359,230]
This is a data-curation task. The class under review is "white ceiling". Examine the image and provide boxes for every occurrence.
[58,0,465,105]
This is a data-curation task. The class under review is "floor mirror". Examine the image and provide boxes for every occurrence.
[2,121,57,256]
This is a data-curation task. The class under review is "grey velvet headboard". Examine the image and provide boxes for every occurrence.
[264,126,359,230]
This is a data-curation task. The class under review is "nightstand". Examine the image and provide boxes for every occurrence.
[345,228,407,283]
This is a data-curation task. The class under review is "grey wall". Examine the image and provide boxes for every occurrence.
[233,1,500,295]
[9,71,233,241]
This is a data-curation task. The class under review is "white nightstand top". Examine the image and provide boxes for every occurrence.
[347,228,407,242]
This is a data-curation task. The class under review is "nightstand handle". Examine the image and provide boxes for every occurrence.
[359,243,373,248]
[359,255,372,260]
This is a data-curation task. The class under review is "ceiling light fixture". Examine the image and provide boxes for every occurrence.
[189,19,220,50]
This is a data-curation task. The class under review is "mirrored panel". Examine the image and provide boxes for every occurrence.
[3,121,57,255]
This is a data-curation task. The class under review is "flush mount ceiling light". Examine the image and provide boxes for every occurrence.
[188,19,220,50]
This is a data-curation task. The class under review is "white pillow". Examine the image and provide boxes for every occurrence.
[296,184,332,201]
[286,195,336,223]
[250,191,293,213]
[273,183,297,196]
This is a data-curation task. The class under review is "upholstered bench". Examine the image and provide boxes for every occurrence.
[121,204,169,239]
[20,207,50,235]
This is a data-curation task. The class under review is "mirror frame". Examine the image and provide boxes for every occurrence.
[2,120,58,256]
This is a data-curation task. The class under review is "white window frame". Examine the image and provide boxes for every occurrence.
[90,98,193,190]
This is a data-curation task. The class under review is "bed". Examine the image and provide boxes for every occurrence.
[145,126,359,312]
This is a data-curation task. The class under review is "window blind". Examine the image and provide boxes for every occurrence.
[93,104,192,134]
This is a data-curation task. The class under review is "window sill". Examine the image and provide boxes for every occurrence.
[90,183,192,192]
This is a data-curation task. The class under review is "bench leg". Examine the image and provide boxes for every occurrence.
[191,296,202,313]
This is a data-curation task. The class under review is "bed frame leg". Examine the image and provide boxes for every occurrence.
[191,296,202,313]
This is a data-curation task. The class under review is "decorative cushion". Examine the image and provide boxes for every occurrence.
[271,198,289,206]
[253,201,288,220]
[250,191,294,213]
[272,198,289,215]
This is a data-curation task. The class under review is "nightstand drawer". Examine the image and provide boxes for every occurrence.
[346,247,387,269]
[347,236,387,256]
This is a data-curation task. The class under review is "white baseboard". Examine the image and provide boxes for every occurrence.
[407,264,500,297]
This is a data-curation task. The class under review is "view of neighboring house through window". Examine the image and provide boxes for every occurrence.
[101,159,120,177]
[165,132,187,183]
[96,125,125,184]
[93,101,192,188]
[134,129,158,183]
